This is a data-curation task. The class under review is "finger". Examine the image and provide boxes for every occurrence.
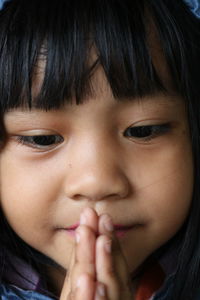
[80,207,98,234]
[97,214,132,299]
[75,274,95,300]
[98,213,114,237]
[96,234,120,299]
[61,224,96,299]
[75,225,96,276]
[70,226,96,297]
[98,214,128,277]
[60,273,95,300]
[94,282,107,300]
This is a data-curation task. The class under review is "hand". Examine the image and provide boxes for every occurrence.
[60,207,133,300]
[95,213,133,299]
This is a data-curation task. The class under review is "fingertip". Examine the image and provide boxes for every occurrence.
[96,234,112,254]
[95,282,106,299]
[99,214,114,235]
[80,207,99,232]
[81,207,98,220]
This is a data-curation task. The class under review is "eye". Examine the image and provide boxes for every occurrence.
[17,135,64,149]
[124,124,170,141]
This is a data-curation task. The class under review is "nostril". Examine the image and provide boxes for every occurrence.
[72,194,87,201]
[101,193,124,201]
[64,170,130,201]
[70,192,128,202]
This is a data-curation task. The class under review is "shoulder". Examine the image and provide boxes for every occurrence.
[0,283,55,300]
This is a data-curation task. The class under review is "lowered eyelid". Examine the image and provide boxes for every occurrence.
[124,124,171,138]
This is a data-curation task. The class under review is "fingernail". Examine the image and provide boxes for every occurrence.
[104,240,112,253]
[97,283,105,297]
[103,215,114,232]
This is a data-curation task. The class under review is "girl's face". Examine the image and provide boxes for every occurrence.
[0,68,193,275]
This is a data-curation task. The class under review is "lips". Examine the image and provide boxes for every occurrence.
[66,223,80,230]
[113,224,136,237]
[64,223,137,238]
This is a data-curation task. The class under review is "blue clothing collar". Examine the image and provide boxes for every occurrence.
[183,0,200,18]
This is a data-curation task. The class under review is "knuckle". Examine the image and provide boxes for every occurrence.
[67,290,76,300]
[106,266,116,278]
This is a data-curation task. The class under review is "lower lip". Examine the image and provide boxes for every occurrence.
[66,229,77,237]
[65,227,134,238]
[115,229,131,238]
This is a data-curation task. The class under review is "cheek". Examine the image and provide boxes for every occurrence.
[0,154,74,268]
[132,139,194,236]
[122,138,193,271]
[0,154,58,236]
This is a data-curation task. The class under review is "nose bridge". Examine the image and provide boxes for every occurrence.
[63,133,130,201]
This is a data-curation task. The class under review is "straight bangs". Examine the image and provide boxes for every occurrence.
[0,0,194,111]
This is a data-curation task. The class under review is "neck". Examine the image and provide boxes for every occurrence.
[43,264,66,297]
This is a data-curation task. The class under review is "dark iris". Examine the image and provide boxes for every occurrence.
[32,135,58,145]
[124,124,169,139]
[20,135,64,147]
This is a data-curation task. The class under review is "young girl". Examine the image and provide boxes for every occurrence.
[0,0,199,299]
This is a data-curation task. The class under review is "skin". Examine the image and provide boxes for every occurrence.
[0,67,194,299]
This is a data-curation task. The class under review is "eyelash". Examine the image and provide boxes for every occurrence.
[15,124,170,149]
[16,135,64,149]
[124,124,171,141]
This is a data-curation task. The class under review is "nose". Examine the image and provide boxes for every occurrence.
[63,140,130,202]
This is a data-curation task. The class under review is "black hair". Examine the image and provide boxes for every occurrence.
[0,0,199,299]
